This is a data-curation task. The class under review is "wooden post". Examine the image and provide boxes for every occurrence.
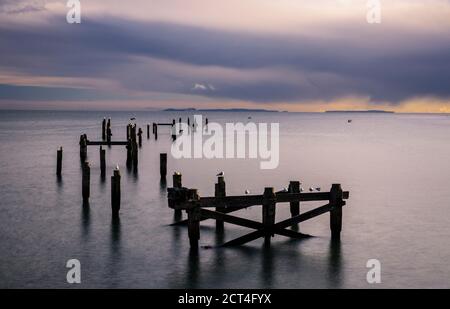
[126,139,132,169]
[262,187,276,245]
[126,124,130,140]
[173,172,182,217]
[111,167,121,218]
[82,161,90,203]
[289,181,300,230]
[154,123,158,140]
[330,184,343,241]
[138,128,143,147]
[187,189,200,248]
[100,146,106,178]
[172,119,175,126]
[106,118,112,145]
[79,134,87,161]
[102,118,106,141]
[147,124,150,139]
[215,176,226,230]
[56,146,63,176]
[187,118,190,127]
[131,125,138,170]
[160,153,167,178]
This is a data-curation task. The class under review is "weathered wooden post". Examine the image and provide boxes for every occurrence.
[111,167,121,218]
[215,176,226,231]
[79,134,87,161]
[138,127,143,147]
[82,161,90,203]
[147,124,150,139]
[262,187,276,245]
[126,139,132,169]
[330,184,343,241]
[187,189,201,248]
[100,146,106,178]
[160,153,167,178]
[187,118,190,127]
[106,118,112,145]
[289,181,300,230]
[154,123,158,140]
[172,119,176,126]
[56,146,63,176]
[205,118,209,126]
[172,172,182,217]
[126,124,130,140]
[102,118,106,141]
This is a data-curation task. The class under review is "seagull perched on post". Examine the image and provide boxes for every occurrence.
[309,187,315,192]
[216,171,224,177]
[245,190,250,195]
[316,187,321,192]
[281,187,288,193]
[300,187,304,192]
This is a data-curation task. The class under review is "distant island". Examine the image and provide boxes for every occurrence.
[325,110,394,113]
[162,108,281,113]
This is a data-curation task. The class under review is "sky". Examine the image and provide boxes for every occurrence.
[0,0,449,112]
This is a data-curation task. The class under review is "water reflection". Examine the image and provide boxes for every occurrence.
[81,202,90,240]
[108,217,122,288]
[327,239,343,288]
[186,248,200,288]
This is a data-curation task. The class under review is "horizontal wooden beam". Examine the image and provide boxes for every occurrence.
[170,205,248,226]
[157,123,174,126]
[196,191,349,209]
[86,141,128,146]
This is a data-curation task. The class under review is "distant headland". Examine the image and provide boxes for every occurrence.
[325,110,394,113]
[162,108,282,113]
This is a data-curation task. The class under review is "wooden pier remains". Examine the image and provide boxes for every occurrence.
[168,176,349,248]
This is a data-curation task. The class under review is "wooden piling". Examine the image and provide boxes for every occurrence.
[154,123,158,140]
[106,118,112,145]
[111,167,121,218]
[126,124,130,140]
[82,161,90,203]
[138,128,143,147]
[160,153,167,178]
[215,176,226,230]
[56,146,63,176]
[126,139,132,169]
[262,187,276,244]
[147,124,150,139]
[289,181,300,230]
[187,189,200,248]
[173,172,182,217]
[79,134,87,161]
[100,146,106,178]
[102,118,106,141]
[330,184,343,241]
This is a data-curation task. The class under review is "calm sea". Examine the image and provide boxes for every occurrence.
[1,110,450,288]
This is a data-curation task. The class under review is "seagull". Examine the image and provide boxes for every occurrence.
[116,165,120,171]
[174,171,181,176]
[309,187,315,192]
[316,187,321,192]
[281,187,288,193]
[245,190,250,195]
[216,171,224,177]
[300,187,304,192]
[130,117,136,120]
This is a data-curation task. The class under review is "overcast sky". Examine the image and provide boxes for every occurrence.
[0,0,449,112]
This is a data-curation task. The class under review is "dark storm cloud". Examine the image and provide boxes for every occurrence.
[0,15,449,103]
